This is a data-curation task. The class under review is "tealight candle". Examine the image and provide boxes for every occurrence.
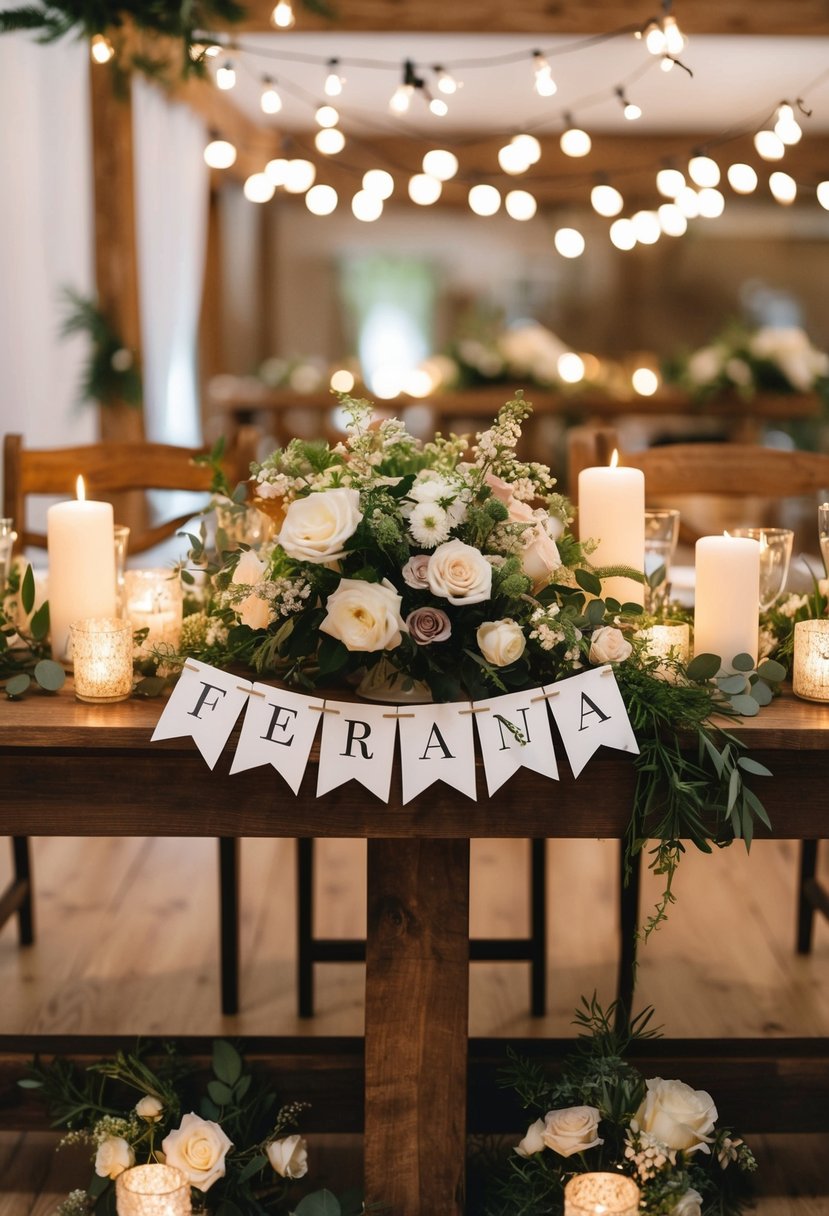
[125,568,184,649]
[70,618,134,703]
[693,535,760,671]
[578,454,645,605]
[115,1163,191,1215]
[563,1172,640,1216]
[47,477,116,661]
[793,619,829,702]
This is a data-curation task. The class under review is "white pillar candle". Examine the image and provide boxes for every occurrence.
[693,535,760,670]
[47,478,116,661]
[578,458,645,605]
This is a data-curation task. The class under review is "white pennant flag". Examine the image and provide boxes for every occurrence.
[229,684,323,793]
[151,659,252,769]
[399,703,477,805]
[545,665,639,778]
[473,689,559,797]
[316,699,398,802]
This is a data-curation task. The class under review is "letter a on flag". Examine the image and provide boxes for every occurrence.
[545,666,639,778]
[398,703,477,804]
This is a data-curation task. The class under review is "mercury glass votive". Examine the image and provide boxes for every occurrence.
[115,1163,191,1215]
[792,619,829,702]
[637,621,690,665]
[70,617,134,703]
[125,568,184,649]
[563,1172,641,1216]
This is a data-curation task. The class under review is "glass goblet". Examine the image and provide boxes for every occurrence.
[730,527,794,611]
[643,508,680,616]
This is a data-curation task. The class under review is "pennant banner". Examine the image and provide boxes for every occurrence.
[398,702,477,805]
[229,684,323,793]
[316,699,398,802]
[545,665,640,778]
[150,659,252,770]
[472,688,559,798]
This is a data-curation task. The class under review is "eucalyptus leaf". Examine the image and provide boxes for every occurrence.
[294,1191,342,1216]
[234,1072,252,1101]
[586,598,606,626]
[21,564,35,616]
[200,1096,221,1121]
[730,693,760,717]
[132,676,167,697]
[237,1152,268,1184]
[5,673,31,698]
[575,569,602,597]
[731,652,755,672]
[620,601,644,616]
[16,1077,43,1089]
[647,562,666,589]
[33,659,65,692]
[743,786,772,828]
[686,653,721,682]
[30,602,50,641]
[757,658,787,683]
[207,1079,234,1106]
[727,767,740,813]
[750,680,773,707]
[212,1038,243,1086]
[737,756,773,778]
[717,674,747,696]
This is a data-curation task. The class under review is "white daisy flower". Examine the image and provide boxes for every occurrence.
[409,501,451,548]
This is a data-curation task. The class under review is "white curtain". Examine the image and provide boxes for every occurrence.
[132,77,208,446]
[0,30,95,451]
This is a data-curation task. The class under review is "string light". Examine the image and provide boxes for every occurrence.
[532,51,557,97]
[554,227,585,257]
[390,60,417,114]
[330,368,355,393]
[662,13,687,55]
[560,117,591,158]
[244,173,275,203]
[656,167,685,197]
[632,367,660,395]
[609,218,636,250]
[640,2,686,56]
[216,61,236,90]
[429,97,449,116]
[558,352,585,383]
[505,189,537,221]
[362,169,394,199]
[283,159,316,194]
[260,78,282,114]
[352,191,383,221]
[817,181,829,211]
[498,142,529,174]
[422,150,458,181]
[270,0,295,29]
[90,34,114,65]
[643,21,667,56]
[769,171,797,204]
[204,138,237,170]
[315,104,339,128]
[631,210,661,244]
[657,202,687,236]
[754,130,785,160]
[434,65,460,95]
[615,87,641,121]
[675,186,701,217]
[774,102,802,146]
[468,184,501,216]
[408,174,442,205]
[265,158,288,185]
[697,187,725,218]
[324,59,344,97]
[688,154,720,187]
[512,134,541,165]
[306,184,338,215]
[727,163,758,194]
[591,183,624,217]
[315,128,345,155]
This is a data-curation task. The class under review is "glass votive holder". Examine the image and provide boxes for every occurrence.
[70,618,134,703]
[115,1163,192,1215]
[563,1172,641,1216]
[637,621,691,665]
[125,568,184,649]
[792,619,829,702]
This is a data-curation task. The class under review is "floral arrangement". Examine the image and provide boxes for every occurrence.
[19,1039,355,1216]
[167,392,774,935]
[480,997,757,1216]
[759,575,829,668]
[665,322,829,404]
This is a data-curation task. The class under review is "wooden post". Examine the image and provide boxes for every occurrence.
[364,838,469,1215]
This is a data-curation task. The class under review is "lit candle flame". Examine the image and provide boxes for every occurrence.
[75,475,86,502]
[609,449,619,468]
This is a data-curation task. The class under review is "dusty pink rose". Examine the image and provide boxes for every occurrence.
[484,471,516,504]
[402,554,432,590]
[406,606,452,645]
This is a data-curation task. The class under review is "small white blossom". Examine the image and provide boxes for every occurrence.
[409,501,451,547]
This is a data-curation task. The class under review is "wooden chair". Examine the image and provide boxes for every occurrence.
[567,424,829,974]
[2,430,259,1016]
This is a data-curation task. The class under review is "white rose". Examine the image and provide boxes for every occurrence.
[505,501,560,589]
[635,1078,718,1155]
[477,619,526,667]
[232,549,266,585]
[135,1095,164,1122]
[235,593,271,631]
[320,577,406,652]
[162,1112,233,1192]
[277,488,362,563]
[427,538,492,605]
[541,1105,603,1158]
[515,1117,546,1158]
[671,1188,704,1216]
[266,1134,309,1179]
[589,625,632,665]
[94,1135,135,1179]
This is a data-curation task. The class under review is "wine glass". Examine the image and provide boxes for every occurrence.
[643,508,680,616]
[730,527,794,611]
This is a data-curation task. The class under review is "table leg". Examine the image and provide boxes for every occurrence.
[365,838,470,1216]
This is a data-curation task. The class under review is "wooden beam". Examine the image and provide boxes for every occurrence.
[219,0,829,37]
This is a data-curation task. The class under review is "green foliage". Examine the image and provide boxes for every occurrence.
[0,562,63,695]
[60,289,142,410]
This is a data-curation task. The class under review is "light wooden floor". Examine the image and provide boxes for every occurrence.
[0,835,827,1211]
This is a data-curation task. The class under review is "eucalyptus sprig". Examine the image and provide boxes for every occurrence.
[1,563,65,697]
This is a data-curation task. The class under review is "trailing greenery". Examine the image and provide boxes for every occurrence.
[60,288,142,411]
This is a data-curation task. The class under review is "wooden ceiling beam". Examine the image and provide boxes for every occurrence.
[215,1,829,37]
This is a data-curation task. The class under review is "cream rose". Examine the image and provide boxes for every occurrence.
[477,619,526,667]
[94,1135,135,1179]
[427,538,492,605]
[541,1105,603,1158]
[135,1095,164,1122]
[162,1112,233,1192]
[232,549,266,585]
[267,1134,309,1179]
[515,1117,546,1158]
[635,1078,717,1156]
[277,487,362,563]
[231,549,271,630]
[320,577,406,652]
[589,625,633,665]
[671,1189,704,1216]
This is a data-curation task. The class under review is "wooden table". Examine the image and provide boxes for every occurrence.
[1,687,828,1213]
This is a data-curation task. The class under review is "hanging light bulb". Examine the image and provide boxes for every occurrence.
[560,118,591,157]
[609,218,636,250]
[769,171,797,204]
[408,174,442,205]
[363,169,394,199]
[631,210,661,244]
[216,60,236,90]
[675,186,700,218]
[657,203,687,236]
[429,97,449,116]
[244,173,275,204]
[754,130,785,161]
[660,56,676,72]
[656,167,685,197]
[498,142,530,174]
[468,184,501,216]
[260,78,282,114]
[306,184,338,216]
[774,102,802,146]
[434,65,459,95]
[390,60,418,115]
[271,0,295,28]
[616,87,641,121]
[315,128,345,155]
[511,134,541,165]
[662,14,686,54]
[644,21,667,55]
[352,191,383,222]
[591,183,624,217]
[697,187,725,218]
[727,163,758,194]
[324,58,344,97]
[90,34,114,65]
[505,190,537,221]
[554,227,585,258]
[558,353,586,383]
[315,105,339,128]
[265,158,288,185]
[688,155,720,187]
[532,51,557,97]
[204,138,237,170]
[283,159,316,194]
[817,181,829,211]
[422,150,458,181]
